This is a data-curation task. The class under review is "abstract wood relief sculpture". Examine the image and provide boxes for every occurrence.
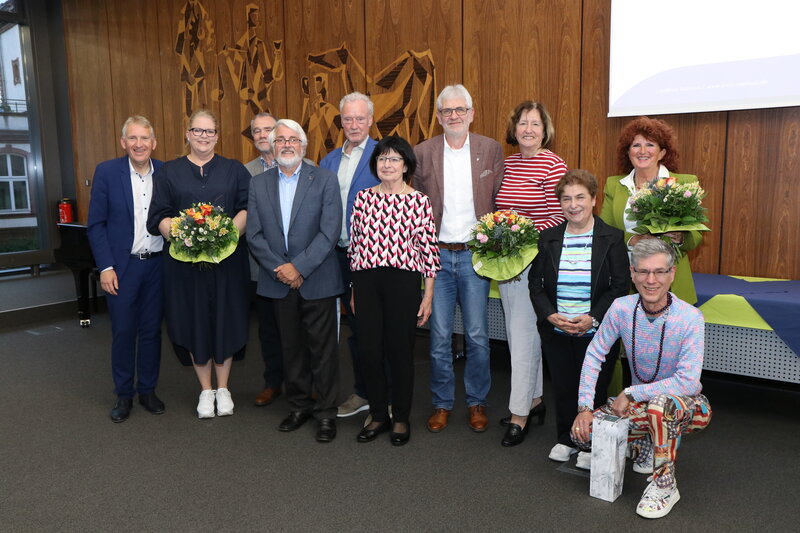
[219,3,283,156]
[175,0,216,119]
[301,44,437,162]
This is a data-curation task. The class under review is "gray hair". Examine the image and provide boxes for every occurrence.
[250,112,276,133]
[268,118,308,147]
[121,115,155,138]
[436,84,473,110]
[339,91,374,116]
[631,238,676,269]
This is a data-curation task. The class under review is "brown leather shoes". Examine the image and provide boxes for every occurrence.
[426,408,451,432]
[254,386,282,406]
[468,405,489,432]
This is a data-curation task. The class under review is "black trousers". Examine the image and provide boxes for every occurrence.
[542,332,619,446]
[352,267,421,423]
[252,282,283,389]
[273,290,339,420]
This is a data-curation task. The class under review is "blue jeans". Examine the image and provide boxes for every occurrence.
[429,248,490,409]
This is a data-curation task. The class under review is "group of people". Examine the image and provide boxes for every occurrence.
[87,84,711,519]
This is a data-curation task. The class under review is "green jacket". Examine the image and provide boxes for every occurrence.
[599,172,703,305]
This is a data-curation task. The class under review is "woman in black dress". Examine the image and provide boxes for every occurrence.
[147,109,250,419]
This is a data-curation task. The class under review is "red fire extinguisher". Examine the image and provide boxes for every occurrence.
[58,198,74,223]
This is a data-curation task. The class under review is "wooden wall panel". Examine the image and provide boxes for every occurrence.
[154,0,190,160]
[722,108,800,278]
[105,1,165,152]
[364,0,461,143]
[464,0,582,166]
[579,0,725,275]
[283,0,366,162]
[62,0,116,223]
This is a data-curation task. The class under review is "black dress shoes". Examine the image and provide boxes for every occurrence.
[316,418,337,443]
[279,411,312,432]
[390,424,411,446]
[357,420,391,443]
[138,393,165,414]
[500,402,547,427]
[111,398,133,423]
[501,422,529,447]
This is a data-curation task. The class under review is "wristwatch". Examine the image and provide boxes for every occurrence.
[590,316,600,329]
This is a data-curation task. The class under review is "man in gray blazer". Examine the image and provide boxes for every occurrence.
[413,84,504,434]
[248,119,344,443]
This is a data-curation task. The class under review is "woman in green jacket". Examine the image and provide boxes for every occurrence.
[600,116,703,304]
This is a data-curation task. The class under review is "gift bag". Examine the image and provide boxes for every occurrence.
[589,414,629,502]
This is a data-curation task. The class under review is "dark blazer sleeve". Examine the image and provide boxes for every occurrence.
[589,218,631,322]
[86,160,117,271]
[147,162,175,236]
[529,227,560,330]
[246,172,284,280]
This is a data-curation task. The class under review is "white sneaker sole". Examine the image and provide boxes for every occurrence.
[548,447,578,462]
[637,488,680,519]
[337,404,370,418]
[216,408,234,417]
[197,411,215,419]
[633,462,654,474]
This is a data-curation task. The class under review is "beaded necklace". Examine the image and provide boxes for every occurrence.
[630,293,672,384]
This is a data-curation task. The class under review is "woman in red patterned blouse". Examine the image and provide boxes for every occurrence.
[496,101,568,447]
[348,135,441,446]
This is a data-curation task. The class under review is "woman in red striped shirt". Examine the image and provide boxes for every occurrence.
[496,101,568,446]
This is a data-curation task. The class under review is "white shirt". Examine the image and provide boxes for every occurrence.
[439,136,475,243]
[336,137,368,246]
[129,159,163,255]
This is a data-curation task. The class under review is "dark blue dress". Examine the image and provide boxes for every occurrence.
[147,154,250,365]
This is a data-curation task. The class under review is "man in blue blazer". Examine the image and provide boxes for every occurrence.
[87,116,165,423]
[319,92,380,419]
[248,119,344,443]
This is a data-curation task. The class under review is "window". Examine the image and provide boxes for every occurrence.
[0,152,29,212]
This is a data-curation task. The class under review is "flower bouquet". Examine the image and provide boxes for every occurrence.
[625,176,710,256]
[468,209,540,281]
[169,203,238,264]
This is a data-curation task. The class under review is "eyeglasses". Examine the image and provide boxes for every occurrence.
[188,128,217,137]
[438,107,470,117]
[274,137,302,146]
[632,267,673,279]
[341,116,369,125]
[252,127,274,135]
[377,156,403,165]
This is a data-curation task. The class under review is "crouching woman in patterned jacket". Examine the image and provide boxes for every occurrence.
[348,135,441,446]
[570,238,712,519]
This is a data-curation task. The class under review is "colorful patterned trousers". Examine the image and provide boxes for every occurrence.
[574,394,712,488]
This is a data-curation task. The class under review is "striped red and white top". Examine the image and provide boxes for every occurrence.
[495,150,567,231]
[348,188,441,278]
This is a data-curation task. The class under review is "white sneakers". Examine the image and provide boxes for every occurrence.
[636,480,680,518]
[216,388,234,417]
[549,443,579,462]
[196,388,235,418]
[576,451,592,470]
[197,389,216,419]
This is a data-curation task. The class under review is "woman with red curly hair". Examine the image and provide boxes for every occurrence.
[600,117,703,304]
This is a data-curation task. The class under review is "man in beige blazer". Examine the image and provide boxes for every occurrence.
[412,84,504,433]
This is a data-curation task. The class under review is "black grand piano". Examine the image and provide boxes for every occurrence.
[54,223,98,327]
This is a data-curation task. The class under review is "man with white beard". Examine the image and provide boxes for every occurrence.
[247,119,344,443]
